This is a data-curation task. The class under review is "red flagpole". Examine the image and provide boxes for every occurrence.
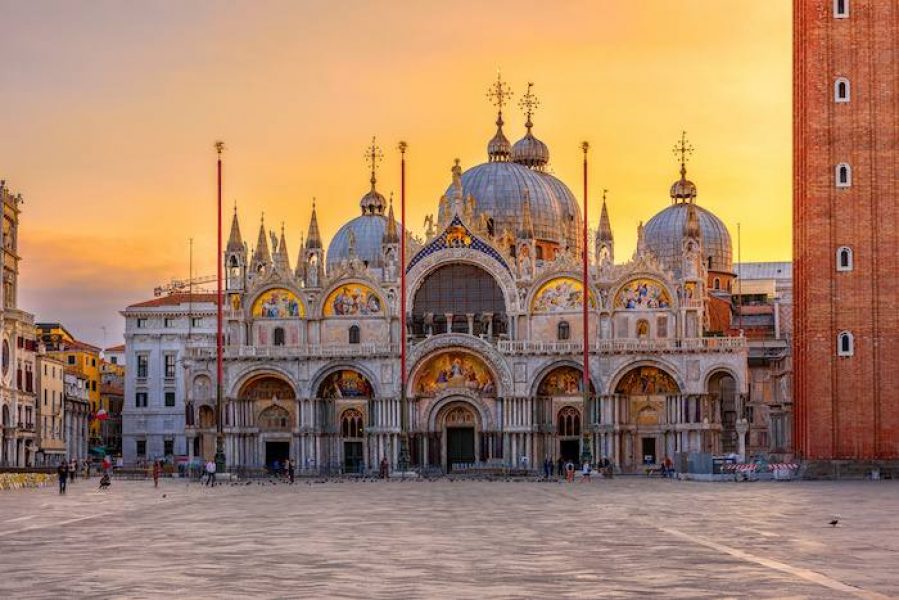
[581,141,591,463]
[398,140,409,472]
[215,140,225,469]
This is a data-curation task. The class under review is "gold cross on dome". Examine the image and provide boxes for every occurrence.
[364,136,384,183]
[673,130,694,170]
[486,70,513,112]
[518,82,540,122]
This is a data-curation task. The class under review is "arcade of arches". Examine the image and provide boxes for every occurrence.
[185,359,743,474]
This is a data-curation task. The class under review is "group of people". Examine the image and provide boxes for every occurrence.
[541,457,616,482]
[267,459,296,483]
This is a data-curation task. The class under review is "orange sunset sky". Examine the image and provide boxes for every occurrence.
[1,1,792,346]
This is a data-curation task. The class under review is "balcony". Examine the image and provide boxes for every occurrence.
[498,336,746,356]
[186,343,401,360]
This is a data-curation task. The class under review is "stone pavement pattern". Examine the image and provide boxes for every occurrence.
[0,478,896,599]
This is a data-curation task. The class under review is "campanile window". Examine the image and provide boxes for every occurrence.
[837,331,854,357]
[834,0,848,18]
[836,246,853,272]
[836,163,852,188]
[834,78,850,103]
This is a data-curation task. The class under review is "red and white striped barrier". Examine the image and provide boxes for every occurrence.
[768,463,798,471]
[722,463,758,472]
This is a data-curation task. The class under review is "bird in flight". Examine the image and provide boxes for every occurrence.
[829,515,840,527]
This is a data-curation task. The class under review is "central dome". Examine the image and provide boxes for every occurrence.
[439,161,581,252]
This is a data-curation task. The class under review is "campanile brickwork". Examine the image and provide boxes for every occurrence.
[794,0,899,459]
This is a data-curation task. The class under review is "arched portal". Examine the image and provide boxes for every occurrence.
[709,371,738,455]
[238,375,296,470]
[410,263,507,338]
[435,400,480,473]
[340,408,365,473]
[614,365,681,469]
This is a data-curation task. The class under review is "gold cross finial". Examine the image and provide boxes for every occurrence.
[365,136,384,189]
[215,140,225,156]
[602,188,608,203]
[673,130,694,176]
[518,82,540,129]
[486,70,513,116]
[397,140,407,155]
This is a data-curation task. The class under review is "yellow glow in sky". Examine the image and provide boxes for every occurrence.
[1,1,791,344]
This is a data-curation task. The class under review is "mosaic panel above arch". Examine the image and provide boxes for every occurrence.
[323,283,383,317]
[614,278,672,310]
[531,277,597,313]
[537,366,595,396]
[251,288,305,319]
[318,370,374,399]
[239,376,296,401]
[413,351,496,397]
[615,366,680,395]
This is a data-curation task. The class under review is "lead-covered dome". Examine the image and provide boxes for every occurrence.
[643,203,733,275]
[327,214,399,269]
[439,161,581,252]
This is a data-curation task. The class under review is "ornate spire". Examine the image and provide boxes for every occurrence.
[598,189,613,243]
[383,192,399,244]
[518,189,535,239]
[305,198,322,249]
[486,71,513,162]
[519,81,539,132]
[360,137,386,215]
[274,222,290,273]
[511,82,549,169]
[226,202,243,252]
[670,130,697,202]
[252,214,271,265]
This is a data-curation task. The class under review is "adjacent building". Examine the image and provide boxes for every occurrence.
[1,180,38,467]
[35,354,66,466]
[734,262,792,458]
[121,293,217,464]
[64,370,90,461]
[794,0,899,461]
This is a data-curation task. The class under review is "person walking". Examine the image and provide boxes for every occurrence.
[543,458,552,479]
[557,457,565,478]
[287,459,295,484]
[152,461,161,488]
[379,456,389,479]
[204,459,216,487]
[581,461,592,483]
[57,461,68,495]
[565,461,575,483]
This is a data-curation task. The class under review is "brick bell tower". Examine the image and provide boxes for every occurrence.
[794,0,899,461]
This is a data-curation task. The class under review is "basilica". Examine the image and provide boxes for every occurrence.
[178,82,748,474]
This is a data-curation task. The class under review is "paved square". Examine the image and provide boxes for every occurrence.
[0,478,896,598]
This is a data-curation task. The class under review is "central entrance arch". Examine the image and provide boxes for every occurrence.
[435,400,479,473]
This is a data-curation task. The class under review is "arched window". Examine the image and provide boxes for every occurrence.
[836,246,853,271]
[713,277,721,290]
[341,409,364,438]
[707,256,713,269]
[835,77,850,103]
[348,325,361,344]
[412,263,507,337]
[273,327,285,346]
[837,331,854,357]
[834,0,848,18]
[836,163,852,188]
[557,321,570,341]
[557,406,581,437]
